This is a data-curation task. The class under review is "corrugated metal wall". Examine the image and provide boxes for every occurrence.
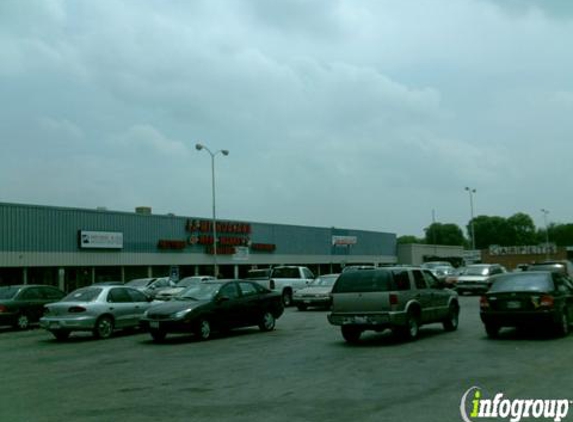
[0,202,396,257]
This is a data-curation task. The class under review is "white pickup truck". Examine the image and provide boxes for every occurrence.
[256,266,315,306]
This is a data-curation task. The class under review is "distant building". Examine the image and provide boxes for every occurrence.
[0,202,397,291]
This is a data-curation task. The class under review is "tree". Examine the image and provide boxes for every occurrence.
[424,223,465,246]
[397,235,424,244]
[541,223,573,246]
[470,216,513,249]
[507,213,537,245]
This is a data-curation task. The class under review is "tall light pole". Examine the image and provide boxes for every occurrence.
[195,143,229,277]
[541,208,550,259]
[465,187,476,251]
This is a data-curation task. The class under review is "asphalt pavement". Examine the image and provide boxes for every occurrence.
[1,296,572,422]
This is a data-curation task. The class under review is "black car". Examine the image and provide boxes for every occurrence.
[480,271,573,338]
[0,284,66,329]
[140,280,284,342]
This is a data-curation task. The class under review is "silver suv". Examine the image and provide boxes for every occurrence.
[456,264,507,295]
[327,267,459,343]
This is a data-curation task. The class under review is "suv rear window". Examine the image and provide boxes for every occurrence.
[332,270,393,293]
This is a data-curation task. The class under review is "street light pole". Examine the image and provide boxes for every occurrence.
[196,143,229,277]
[465,187,476,251]
[541,208,550,259]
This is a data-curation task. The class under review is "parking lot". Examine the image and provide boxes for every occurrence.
[1,296,572,422]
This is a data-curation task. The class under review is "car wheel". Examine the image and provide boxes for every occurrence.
[150,329,166,342]
[485,323,500,338]
[443,304,459,332]
[396,312,420,341]
[296,304,307,311]
[51,330,70,341]
[195,319,211,340]
[259,311,276,332]
[14,313,30,330]
[555,311,569,337]
[93,316,114,339]
[341,326,362,344]
[282,290,293,307]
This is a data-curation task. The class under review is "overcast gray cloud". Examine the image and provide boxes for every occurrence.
[1,0,572,238]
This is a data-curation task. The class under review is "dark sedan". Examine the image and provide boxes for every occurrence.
[480,271,573,338]
[140,280,284,342]
[0,285,66,329]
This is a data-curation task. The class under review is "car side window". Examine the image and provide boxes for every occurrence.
[126,288,148,302]
[393,270,411,291]
[552,274,571,293]
[412,271,428,289]
[107,288,132,303]
[422,271,439,288]
[303,269,315,279]
[42,287,64,300]
[239,282,258,297]
[21,288,41,300]
[219,283,240,299]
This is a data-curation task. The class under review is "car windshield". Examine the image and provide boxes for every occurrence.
[464,266,491,276]
[177,284,221,301]
[332,270,393,293]
[126,279,153,287]
[529,264,566,274]
[0,286,19,299]
[246,270,270,279]
[62,287,102,302]
[177,278,201,288]
[489,273,553,293]
[423,262,451,269]
[311,275,338,286]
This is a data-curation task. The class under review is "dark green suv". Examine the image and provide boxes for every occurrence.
[328,267,460,343]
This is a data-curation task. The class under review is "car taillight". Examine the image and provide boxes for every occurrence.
[480,296,489,309]
[540,295,555,308]
[68,306,86,313]
[389,294,398,306]
[0,305,6,313]
[269,279,275,290]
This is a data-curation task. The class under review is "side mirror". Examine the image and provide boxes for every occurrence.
[216,295,230,303]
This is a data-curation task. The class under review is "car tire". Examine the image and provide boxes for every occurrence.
[195,319,211,341]
[150,329,166,342]
[259,311,276,332]
[51,330,70,341]
[282,289,293,307]
[93,316,114,339]
[14,313,30,330]
[296,304,307,311]
[341,326,362,344]
[443,304,459,332]
[485,323,500,338]
[395,311,420,341]
[555,311,569,337]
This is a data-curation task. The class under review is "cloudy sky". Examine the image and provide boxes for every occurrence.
[1,0,572,238]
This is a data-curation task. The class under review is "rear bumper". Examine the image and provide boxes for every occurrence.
[293,296,331,307]
[480,310,560,327]
[328,311,406,329]
[40,316,98,331]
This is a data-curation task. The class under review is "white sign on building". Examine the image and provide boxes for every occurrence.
[79,231,123,249]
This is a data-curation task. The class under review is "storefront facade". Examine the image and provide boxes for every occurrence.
[0,202,397,291]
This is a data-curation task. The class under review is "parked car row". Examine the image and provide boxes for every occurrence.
[3,261,572,345]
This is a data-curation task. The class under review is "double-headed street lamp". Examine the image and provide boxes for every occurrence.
[541,208,550,259]
[195,143,229,277]
[465,187,476,250]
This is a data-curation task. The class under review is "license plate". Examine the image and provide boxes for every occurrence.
[506,301,522,309]
[150,321,160,329]
[49,322,60,329]
[344,316,368,324]
[304,300,312,304]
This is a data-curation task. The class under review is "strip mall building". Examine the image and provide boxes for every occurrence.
[0,202,397,292]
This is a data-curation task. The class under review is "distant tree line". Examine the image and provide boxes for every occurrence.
[398,212,573,249]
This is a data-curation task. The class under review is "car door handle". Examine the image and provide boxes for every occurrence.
[109,307,114,310]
